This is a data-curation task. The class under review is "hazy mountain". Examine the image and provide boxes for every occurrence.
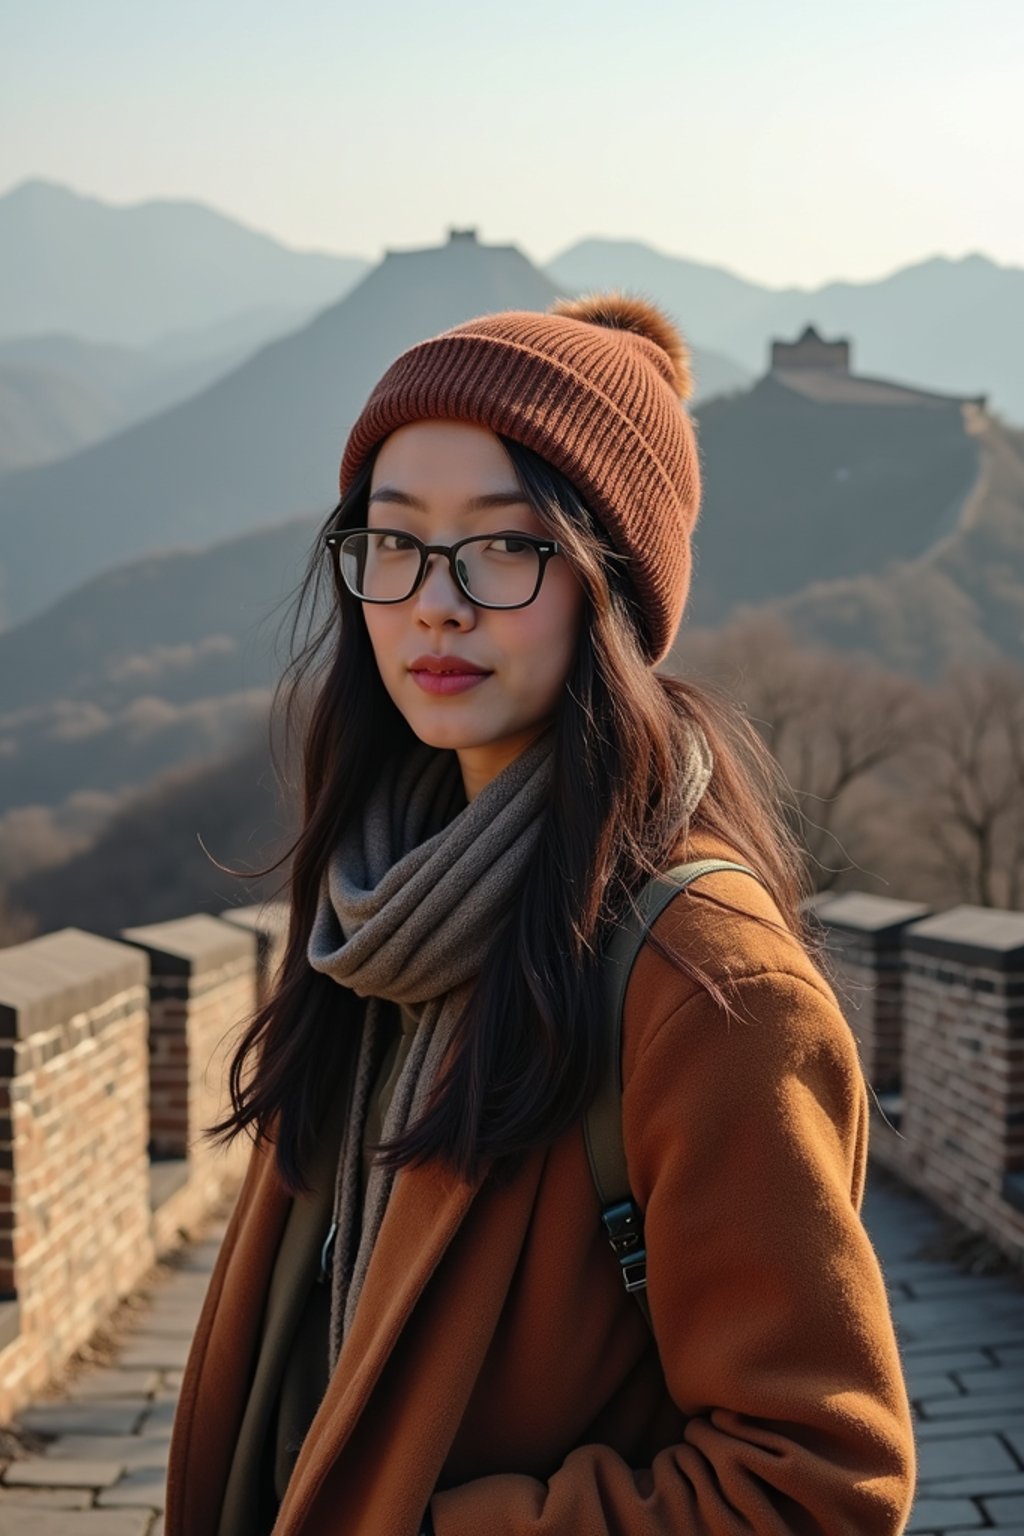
[0,686,272,821]
[0,362,122,472]
[0,229,569,629]
[6,386,1023,930]
[547,240,1024,426]
[546,239,770,351]
[7,727,286,935]
[0,178,369,346]
[0,512,318,821]
[686,377,982,625]
[0,303,328,463]
[677,346,752,404]
[0,514,313,717]
[736,410,1024,680]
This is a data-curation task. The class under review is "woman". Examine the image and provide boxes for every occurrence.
[165,293,916,1536]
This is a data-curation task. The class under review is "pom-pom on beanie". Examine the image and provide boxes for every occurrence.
[338,289,701,665]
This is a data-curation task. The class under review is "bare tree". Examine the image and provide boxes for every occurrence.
[674,614,924,888]
[905,660,1024,908]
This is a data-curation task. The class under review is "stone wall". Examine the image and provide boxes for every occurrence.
[0,904,286,1424]
[0,930,151,1422]
[814,892,930,1096]
[818,898,1024,1267]
[897,908,1024,1263]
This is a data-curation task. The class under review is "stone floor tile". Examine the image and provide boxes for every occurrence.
[121,1314,197,1335]
[906,1275,1024,1301]
[96,1466,166,1509]
[893,1299,1024,1336]
[67,1368,161,1400]
[908,1373,963,1402]
[155,1277,215,1302]
[916,1433,1020,1480]
[918,1391,1024,1421]
[984,1494,1024,1525]
[906,1495,984,1530]
[884,1259,967,1281]
[16,1400,147,1437]
[115,1337,192,1370]
[903,1329,1024,1355]
[955,1367,1024,1395]
[169,1255,220,1279]
[43,1434,170,1470]
[920,1472,1024,1500]
[0,1486,95,1509]
[2,1457,125,1488]
[0,1512,151,1536]
[904,1351,995,1384]
[916,1414,1024,1441]
[136,1400,177,1433]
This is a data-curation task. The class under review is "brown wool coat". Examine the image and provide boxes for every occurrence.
[165,832,917,1536]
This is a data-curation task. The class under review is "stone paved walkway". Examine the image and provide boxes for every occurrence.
[1,1171,1023,1533]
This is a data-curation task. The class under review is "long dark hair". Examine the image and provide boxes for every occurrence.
[206,434,819,1191]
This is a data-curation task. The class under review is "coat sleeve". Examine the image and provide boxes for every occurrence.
[429,968,917,1536]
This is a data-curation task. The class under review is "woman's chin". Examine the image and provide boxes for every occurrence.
[404,711,492,753]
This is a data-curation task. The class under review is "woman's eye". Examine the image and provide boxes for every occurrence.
[380,533,417,551]
[487,537,530,555]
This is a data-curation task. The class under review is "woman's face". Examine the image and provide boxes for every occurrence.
[360,420,585,801]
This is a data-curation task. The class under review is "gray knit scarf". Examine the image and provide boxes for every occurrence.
[307,719,713,1374]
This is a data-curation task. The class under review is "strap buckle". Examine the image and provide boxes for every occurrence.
[317,1219,338,1285]
[600,1199,648,1295]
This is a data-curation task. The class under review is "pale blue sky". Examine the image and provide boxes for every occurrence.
[4,0,1022,286]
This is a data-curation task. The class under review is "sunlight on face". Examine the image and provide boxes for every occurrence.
[361,421,585,801]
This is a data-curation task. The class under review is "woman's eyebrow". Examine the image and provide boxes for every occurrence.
[367,487,530,512]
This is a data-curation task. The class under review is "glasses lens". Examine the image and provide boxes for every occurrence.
[455,536,541,606]
[340,532,421,601]
[338,532,542,606]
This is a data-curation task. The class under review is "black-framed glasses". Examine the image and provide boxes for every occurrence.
[323,527,564,610]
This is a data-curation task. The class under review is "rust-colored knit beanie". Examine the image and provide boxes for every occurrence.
[338,290,701,664]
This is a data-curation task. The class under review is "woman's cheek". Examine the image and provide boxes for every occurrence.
[361,615,404,708]
[516,622,575,711]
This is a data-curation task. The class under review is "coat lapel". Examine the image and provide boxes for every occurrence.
[274,1144,548,1535]
[167,1137,292,1536]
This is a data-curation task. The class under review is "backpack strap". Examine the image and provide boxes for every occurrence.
[583,858,762,1330]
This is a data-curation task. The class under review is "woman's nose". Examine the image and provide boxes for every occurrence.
[414,551,473,621]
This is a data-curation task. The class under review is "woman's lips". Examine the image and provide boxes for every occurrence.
[410,668,491,695]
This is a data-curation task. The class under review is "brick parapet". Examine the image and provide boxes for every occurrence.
[120,915,258,1164]
[0,915,258,1424]
[220,900,289,1006]
[817,894,930,1097]
[882,906,1024,1266]
[0,929,152,1422]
